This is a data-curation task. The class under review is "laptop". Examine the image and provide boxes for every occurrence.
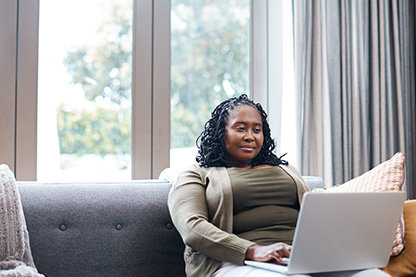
[244,191,406,275]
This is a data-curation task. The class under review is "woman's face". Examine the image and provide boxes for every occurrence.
[224,105,264,168]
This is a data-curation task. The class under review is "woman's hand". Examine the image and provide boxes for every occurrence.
[245,243,291,262]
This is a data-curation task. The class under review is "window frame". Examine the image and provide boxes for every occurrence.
[0,0,284,180]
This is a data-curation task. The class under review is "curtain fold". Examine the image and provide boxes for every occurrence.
[293,0,416,198]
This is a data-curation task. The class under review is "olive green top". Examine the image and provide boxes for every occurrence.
[228,166,299,245]
[168,163,310,277]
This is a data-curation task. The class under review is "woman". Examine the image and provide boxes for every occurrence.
[168,94,388,277]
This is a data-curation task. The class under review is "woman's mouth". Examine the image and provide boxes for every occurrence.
[240,146,255,152]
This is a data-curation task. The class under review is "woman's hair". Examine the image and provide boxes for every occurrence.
[196,94,287,167]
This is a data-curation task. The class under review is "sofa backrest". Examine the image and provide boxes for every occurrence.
[18,181,186,277]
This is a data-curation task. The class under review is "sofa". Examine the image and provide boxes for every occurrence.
[17,176,324,277]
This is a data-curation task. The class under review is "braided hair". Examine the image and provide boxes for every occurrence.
[196,94,287,167]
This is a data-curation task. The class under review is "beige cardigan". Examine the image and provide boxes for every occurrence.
[168,163,310,277]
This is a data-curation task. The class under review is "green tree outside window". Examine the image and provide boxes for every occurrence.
[61,0,249,156]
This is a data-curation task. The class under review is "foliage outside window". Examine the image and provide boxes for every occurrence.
[61,1,132,157]
[61,0,250,160]
[171,0,250,148]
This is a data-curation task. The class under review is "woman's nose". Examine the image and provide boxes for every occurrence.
[244,131,255,141]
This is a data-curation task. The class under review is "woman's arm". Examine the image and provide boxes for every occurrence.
[168,165,255,265]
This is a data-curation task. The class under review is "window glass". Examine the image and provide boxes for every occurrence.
[170,0,251,169]
[37,0,133,181]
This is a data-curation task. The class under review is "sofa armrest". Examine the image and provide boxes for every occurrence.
[303,176,325,190]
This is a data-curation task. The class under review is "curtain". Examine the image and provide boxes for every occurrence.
[293,0,416,198]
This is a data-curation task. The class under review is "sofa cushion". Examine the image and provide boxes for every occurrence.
[383,200,416,276]
[313,152,406,256]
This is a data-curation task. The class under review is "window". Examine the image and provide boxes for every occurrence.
[37,0,133,181]
[1,0,292,181]
[170,0,250,170]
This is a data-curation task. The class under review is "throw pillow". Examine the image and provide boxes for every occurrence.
[383,200,416,276]
[313,152,406,256]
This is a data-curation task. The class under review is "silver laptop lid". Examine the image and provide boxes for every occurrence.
[288,191,406,274]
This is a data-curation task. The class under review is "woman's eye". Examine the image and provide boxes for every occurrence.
[254,128,262,133]
[236,126,245,131]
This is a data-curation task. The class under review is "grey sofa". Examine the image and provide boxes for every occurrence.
[17,176,324,277]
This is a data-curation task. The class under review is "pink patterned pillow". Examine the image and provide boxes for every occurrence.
[314,152,406,256]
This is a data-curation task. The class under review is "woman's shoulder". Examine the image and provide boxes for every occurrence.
[180,162,209,174]
[180,162,230,179]
[278,163,303,177]
[174,162,221,184]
